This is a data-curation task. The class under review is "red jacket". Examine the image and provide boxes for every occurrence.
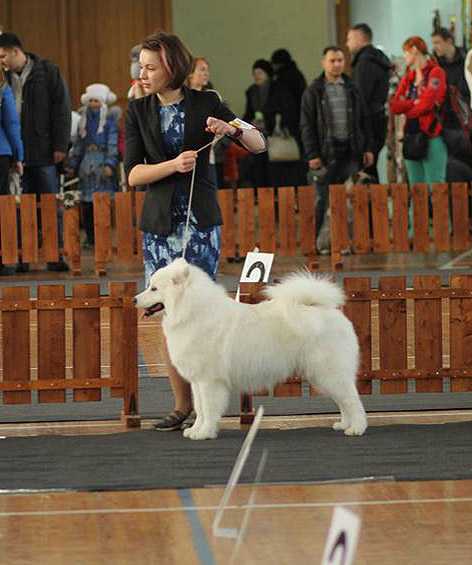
[390,60,447,137]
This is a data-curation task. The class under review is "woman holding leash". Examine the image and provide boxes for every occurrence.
[125,31,266,431]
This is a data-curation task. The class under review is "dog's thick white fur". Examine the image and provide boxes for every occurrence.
[135,259,367,440]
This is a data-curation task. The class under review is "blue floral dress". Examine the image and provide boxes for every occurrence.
[143,100,221,285]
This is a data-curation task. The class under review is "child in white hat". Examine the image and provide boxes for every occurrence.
[67,83,119,246]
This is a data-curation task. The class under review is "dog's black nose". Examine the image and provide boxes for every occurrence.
[133,298,137,305]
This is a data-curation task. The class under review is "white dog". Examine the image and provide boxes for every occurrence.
[135,259,367,440]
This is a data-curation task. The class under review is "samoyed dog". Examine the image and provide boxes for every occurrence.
[135,259,367,440]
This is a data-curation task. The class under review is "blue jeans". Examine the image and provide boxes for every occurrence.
[22,165,64,247]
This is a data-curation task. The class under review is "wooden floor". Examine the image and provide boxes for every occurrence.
[0,412,471,565]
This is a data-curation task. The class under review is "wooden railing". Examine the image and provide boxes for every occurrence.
[0,282,139,427]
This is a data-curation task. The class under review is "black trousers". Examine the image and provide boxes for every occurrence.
[365,112,388,182]
[0,155,11,195]
[81,202,94,244]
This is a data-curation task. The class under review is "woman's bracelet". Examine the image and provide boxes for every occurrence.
[229,126,243,139]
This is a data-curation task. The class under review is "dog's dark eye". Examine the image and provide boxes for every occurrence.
[151,286,157,292]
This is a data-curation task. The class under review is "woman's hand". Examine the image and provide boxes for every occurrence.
[206,117,235,137]
[103,165,114,177]
[173,150,197,173]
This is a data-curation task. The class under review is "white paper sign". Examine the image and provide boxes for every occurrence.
[240,252,274,283]
[321,506,361,565]
[229,118,256,130]
[236,251,274,302]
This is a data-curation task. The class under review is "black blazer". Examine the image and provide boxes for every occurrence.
[125,86,235,236]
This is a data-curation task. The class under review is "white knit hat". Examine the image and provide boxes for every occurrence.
[78,83,117,139]
[80,83,117,106]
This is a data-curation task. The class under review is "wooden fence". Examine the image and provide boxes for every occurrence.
[0,281,139,427]
[1,184,471,275]
[0,192,145,276]
[238,275,472,424]
[330,182,472,269]
[217,185,316,261]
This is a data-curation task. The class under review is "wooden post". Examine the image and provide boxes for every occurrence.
[37,285,66,403]
[2,286,31,404]
[109,282,140,428]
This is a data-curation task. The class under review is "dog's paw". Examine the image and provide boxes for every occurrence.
[344,423,367,436]
[333,421,349,431]
[183,427,195,438]
[188,427,218,440]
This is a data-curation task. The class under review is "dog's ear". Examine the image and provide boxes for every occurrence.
[171,261,190,286]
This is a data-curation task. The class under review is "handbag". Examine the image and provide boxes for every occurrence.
[267,114,300,162]
[402,130,429,160]
[402,94,442,161]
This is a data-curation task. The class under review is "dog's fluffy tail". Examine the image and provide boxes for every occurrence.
[264,272,345,308]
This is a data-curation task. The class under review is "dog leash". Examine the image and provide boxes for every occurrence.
[182,138,218,259]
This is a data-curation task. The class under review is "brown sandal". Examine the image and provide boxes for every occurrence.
[153,410,191,432]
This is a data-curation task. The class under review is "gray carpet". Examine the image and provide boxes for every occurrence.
[0,421,471,491]
[1,376,472,423]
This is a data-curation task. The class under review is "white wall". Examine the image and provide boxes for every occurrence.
[173,0,332,116]
[350,0,465,58]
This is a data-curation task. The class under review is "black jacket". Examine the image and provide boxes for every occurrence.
[436,48,470,103]
[124,87,235,236]
[273,61,307,122]
[300,73,373,164]
[351,45,391,116]
[6,53,71,166]
[243,80,298,138]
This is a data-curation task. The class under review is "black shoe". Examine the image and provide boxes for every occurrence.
[47,259,69,272]
[16,262,30,273]
[153,410,191,432]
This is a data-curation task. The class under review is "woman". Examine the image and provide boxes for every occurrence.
[187,57,212,91]
[125,31,265,431]
[390,36,448,185]
[0,70,23,195]
[186,57,220,187]
[243,59,298,186]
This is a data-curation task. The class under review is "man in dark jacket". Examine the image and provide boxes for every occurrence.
[347,23,391,182]
[432,28,470,108]
[432,27,471,162]
[0,32,71,271]
[300,46,373,238]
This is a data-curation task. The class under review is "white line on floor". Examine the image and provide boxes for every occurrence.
[439,248,472,270]
[0,496,471,517]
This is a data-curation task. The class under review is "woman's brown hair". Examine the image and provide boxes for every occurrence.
[141,31,193,90]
